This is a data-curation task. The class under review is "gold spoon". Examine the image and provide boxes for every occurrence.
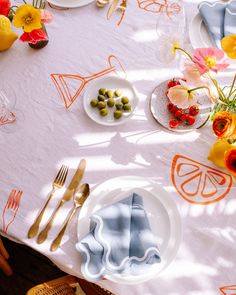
[50,183,90,252]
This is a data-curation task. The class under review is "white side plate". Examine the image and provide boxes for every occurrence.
[47,0,95,9]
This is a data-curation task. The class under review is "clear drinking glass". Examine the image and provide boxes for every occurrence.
[0,90,16,127]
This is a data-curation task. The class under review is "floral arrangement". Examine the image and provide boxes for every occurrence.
[221,34,236,60]
[164,45,236,114]
[208,111,236,176]
[0,0,53,48]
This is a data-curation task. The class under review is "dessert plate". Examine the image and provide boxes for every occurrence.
[47,0,95,9]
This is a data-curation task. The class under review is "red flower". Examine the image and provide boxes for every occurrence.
[0,0,11,16]
[20,29,48,44]
[224,149,236,175]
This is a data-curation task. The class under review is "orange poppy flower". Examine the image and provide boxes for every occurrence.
[212,111,236,139]
[224,149,236,175]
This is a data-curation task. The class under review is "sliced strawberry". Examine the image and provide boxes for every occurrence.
[170,105,178,114]
[180,114,187,122]
[167,102,174,112]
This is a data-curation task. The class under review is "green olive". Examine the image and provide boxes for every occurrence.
[123,103,131,112]
[100,108,108,116]
[114,110,123,119]
[105,90,113,98]
[121,96,129,104]
[107,98,115,107]
[90,99,98,107]
[98,95,106,101]
[98,88,106,95]
[98,101,106,109]
[114,89,122,97]
[115,102,123,110]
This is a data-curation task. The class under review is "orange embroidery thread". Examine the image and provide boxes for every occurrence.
[137,0,181,17]
[51,55,126,109]
[171,155,233,205]
[219,284,236,294]
[0,112,16,126]
[2,190,23,234]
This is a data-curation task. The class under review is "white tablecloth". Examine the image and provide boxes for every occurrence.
[0,0,236,294]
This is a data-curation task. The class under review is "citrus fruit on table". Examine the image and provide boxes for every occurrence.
[0,15,18,52]
[171,155,233,205]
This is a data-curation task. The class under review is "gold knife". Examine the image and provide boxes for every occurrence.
[37,159,86,244]
[107,0,119,19]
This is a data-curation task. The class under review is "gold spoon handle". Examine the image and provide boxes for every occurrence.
[50,206,78,252]
[28,189,55,239]
[37,201,64,244]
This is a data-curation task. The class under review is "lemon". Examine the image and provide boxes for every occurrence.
[0,15,11,32]
[0,16,18,52]
[208,139,235,168]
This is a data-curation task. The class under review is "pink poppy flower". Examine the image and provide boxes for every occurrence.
[182,62,203,86]
[192,48,229,75]
[40,9,53,23]
[20,29,48,44]
[0,0,10,16]
[167,84,198,108]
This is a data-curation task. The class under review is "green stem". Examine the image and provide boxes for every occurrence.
[228,73,236,99]
[174,47,193,61]
[188,85,213,101]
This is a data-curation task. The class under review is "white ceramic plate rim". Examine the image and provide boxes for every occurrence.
[47,0,95,9]
[76,175,182,284]
[83,76,138,126]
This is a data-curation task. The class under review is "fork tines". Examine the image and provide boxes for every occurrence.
[55,165,69,186]
[7,190,23,209]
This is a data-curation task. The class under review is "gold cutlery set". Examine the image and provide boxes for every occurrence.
[28,159,89,251]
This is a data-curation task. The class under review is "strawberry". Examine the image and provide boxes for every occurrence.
[189,105,199,116]
[169,119,180,128]
[165,90,169,97]
[170,105,178,114]
[167,102,174,112]
[180,114,187,122]
[186,115,195,125]
[167,79,181,89]
[174,110,182,119]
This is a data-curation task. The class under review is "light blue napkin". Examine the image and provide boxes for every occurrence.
[224,2,236,36]
[77,193,161,282]
[198,1,227,48]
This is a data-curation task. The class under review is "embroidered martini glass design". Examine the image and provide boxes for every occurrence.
[137,0,181,16]
[51,55,126,109]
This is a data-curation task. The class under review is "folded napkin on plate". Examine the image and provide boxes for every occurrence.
[224,3,236,36]
[198,1,226,48]
[77,193,161,282]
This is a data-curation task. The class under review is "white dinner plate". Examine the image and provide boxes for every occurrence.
[83,76,138,126]
[47,0,95,9]
[189,13,236,71]
[76,176,182,284]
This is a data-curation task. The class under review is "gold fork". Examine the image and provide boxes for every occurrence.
[27,165,69,239]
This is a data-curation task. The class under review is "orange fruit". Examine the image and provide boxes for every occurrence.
[171,155,233,205]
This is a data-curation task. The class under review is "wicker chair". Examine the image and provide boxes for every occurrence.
[26,275,115,295]
[0,237,12,276]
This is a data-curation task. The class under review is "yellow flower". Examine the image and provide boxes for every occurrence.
[208,139,236,168]
[13,4,41,33]
[221,34,236,59]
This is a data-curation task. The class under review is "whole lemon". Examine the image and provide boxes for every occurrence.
[0,15,18,52]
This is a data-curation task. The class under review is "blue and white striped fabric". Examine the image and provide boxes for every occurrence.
[76,193,161,282]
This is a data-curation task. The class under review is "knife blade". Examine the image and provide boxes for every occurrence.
[107,0,119,19]
[37,159,86,244]
[62,159,86,202]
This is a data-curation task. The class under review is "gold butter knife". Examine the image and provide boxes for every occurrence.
[107,0,119,19]
[37,159,86,244]
[50,183,90,252]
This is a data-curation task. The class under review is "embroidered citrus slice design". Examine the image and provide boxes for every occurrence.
[219,284,236,295]
[171,155,233,205]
